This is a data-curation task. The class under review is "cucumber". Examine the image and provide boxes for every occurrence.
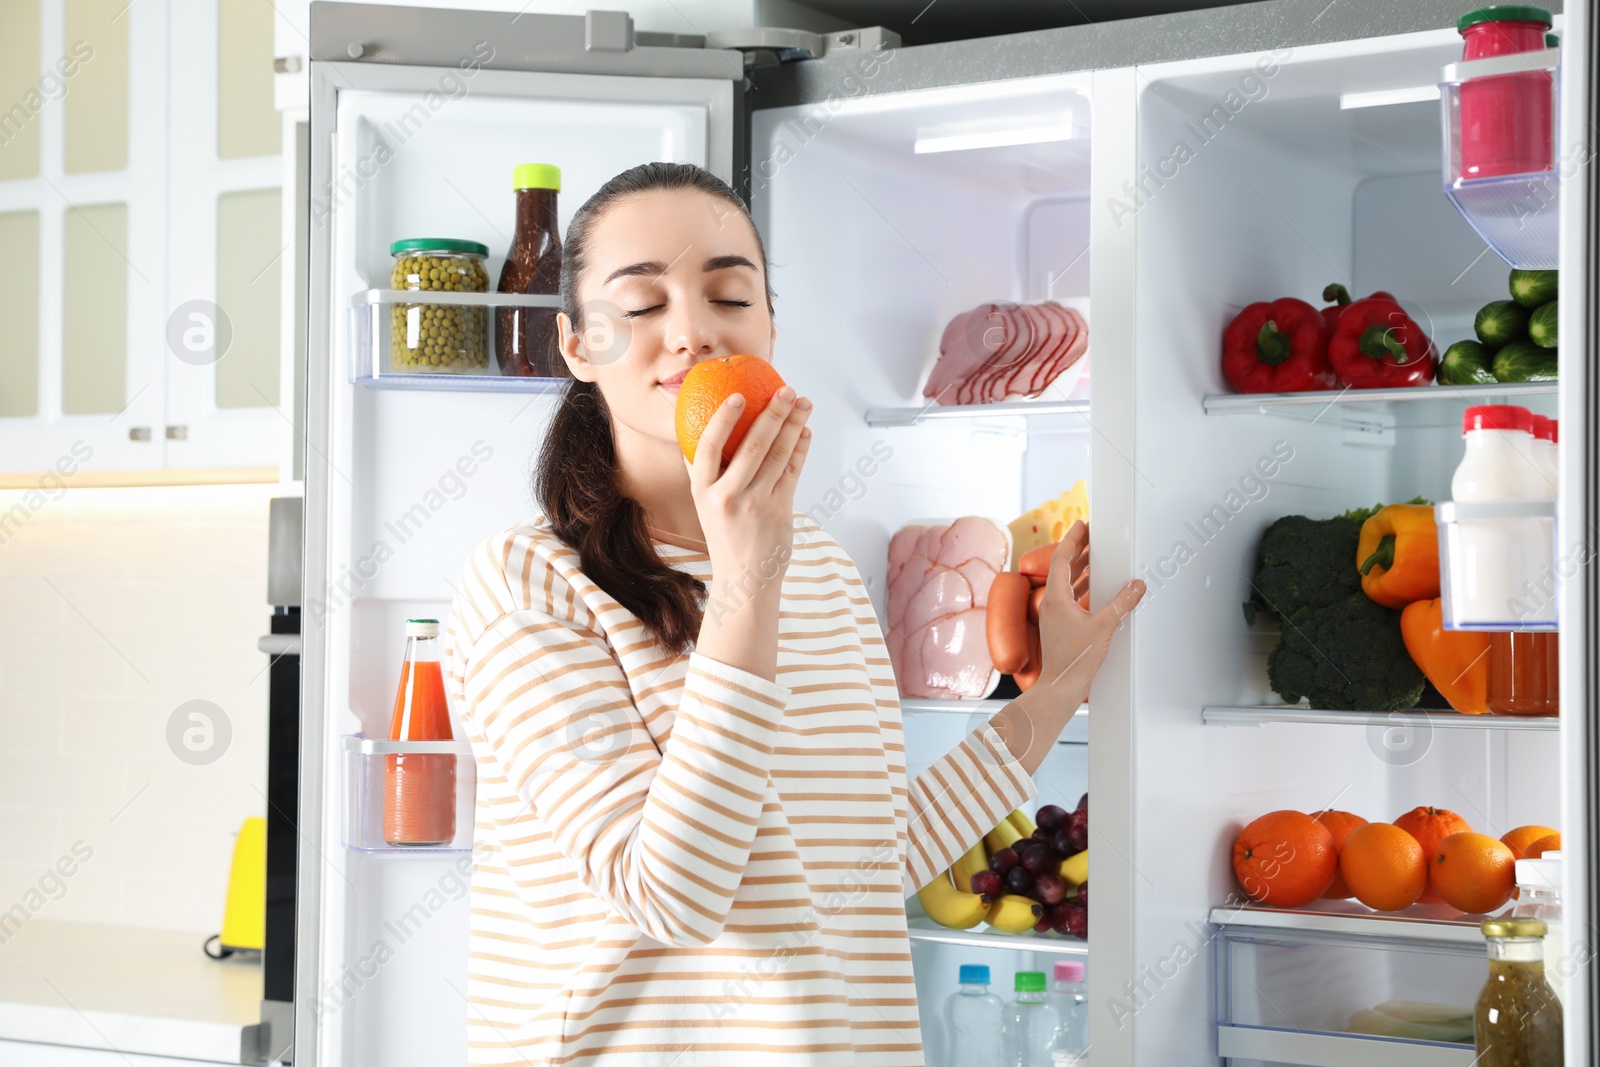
[1510,268,1558,308]
[1528,301,1558,347]
[1438,340,1497,386]
[1475,300,1530,347]
[1493,339,1558,383]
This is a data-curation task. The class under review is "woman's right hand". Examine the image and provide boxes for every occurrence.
[685,385,813,590]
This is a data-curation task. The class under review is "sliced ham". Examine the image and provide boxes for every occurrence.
[923,299,1092,407]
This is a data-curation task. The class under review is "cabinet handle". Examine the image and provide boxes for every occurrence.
[129,427,152,442]
[166,425,188,441]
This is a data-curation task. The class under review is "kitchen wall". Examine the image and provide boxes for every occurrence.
[0,483,278,935]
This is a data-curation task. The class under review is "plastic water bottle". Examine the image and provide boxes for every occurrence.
[1004,971,1061,1067]
[945,964,1004,1067]
[1048,960,1088,1062]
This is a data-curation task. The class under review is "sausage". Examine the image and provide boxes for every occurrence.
[1028,584,1046,624]
[1018,542,1058,579]
[986,572,1033,674]
[1014,621,1045,692]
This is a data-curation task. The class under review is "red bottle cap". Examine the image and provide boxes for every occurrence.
[1462,405,1531,433]
[1549,419,1559,443]
[1529,414,1552,441]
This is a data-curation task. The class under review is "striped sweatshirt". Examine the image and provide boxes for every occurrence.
[442,511,1036,1066]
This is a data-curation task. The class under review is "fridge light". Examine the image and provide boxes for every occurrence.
[913,122,1078,154]
[1339,85,1442,110]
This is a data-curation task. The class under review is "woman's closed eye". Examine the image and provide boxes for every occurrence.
[622,299,752,318]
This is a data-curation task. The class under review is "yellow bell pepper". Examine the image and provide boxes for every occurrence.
[1357,504,1439,608]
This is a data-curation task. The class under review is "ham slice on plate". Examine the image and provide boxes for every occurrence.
[886,516,1011,699]
[923,300,1089,407]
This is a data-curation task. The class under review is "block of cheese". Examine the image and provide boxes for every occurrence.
[1008,480,1089,570]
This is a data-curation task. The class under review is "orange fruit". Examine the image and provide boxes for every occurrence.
[1527,832,1562,858]
[1232,811,1337,908]
[1431,832,1517,914]
[1340,823,1427,911]
[1393,806,1472,904]
[674,355,786,467]
[1501,825,1559,860]
[1312,810,1368,900]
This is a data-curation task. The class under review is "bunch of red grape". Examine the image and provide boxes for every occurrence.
[971,793,1089,937]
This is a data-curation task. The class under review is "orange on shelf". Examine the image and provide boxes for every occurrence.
[1340,823,1427,912]
[1501,824,1559,860]
[1311,810,1369,900]
[1431,832,1516,914]
[1526,832,1562,858]
[1232,810,1337,908]
[675,355,786,467]
[1393,806,1472,904]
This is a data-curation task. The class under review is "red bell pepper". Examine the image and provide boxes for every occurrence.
[1326,295,1436,388]
[1320,283,1396,331]
[1222,298,1335,393]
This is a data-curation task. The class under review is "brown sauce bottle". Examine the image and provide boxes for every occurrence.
[496,164,563,377]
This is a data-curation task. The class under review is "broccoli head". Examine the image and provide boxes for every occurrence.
[1244,514,1365,624]
[1267,592,1425,711]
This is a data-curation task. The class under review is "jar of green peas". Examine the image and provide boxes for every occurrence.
[389,239,490,373]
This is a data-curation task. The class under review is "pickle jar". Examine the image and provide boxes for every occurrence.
[389,239,491,373]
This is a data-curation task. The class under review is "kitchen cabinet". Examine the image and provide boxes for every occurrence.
[0,0,287,483]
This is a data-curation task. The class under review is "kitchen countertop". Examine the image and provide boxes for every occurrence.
[0,920,262,1064]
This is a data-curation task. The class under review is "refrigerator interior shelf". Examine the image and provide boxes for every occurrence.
[865,397,1090,427]
[906,917,1088,956]
[1217,1024,1475,1067]
[1203,382,1556,427]
[901,699,1088,744]
[1209,901,1492,946]
[1202,705,1557,731]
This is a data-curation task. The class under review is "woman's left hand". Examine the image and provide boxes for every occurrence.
[1034,519,1144,700]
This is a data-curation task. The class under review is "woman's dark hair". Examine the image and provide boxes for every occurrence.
[535,162,776,655]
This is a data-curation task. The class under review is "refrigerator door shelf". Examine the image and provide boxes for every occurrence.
[349,288,570,391]
[1436,499,1558,631]
[1440,50,1561,270]
[341,734,476,853]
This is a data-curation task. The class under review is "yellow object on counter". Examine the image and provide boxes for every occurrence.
[219,816,266,953]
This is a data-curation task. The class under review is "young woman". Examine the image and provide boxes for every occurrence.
[443,162,1144,1066]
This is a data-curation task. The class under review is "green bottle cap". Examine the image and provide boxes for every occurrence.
[1015,971,1046,992]
[1458,6,1553,34]
[514,164,561,191]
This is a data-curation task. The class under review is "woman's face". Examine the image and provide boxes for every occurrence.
[557,188,776,452]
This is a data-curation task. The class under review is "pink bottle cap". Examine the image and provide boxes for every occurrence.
[1463,405,1531,433]
[1054,960,1086,982]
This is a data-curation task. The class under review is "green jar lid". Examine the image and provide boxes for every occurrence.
[390,238,488,257]
[1459,6,1552,33]
[513,164,561,191]
[1546,33,1559,46]
[1014,971,1046,992]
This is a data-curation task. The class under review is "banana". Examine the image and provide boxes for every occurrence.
[986,893,1044,934]
[984,816,1025,856]
[916,870,991,930]
[1059,849,1089,886]
[951,840,989,894]
[1008,808,1038,838]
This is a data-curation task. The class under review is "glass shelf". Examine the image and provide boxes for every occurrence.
[1203,382,1557,429]
[865,397,1090,427]
[901,698,1088,744]
[1210,900,1496,945]
[1202,705,1557,731]
[906,916,1088,956]
[348,289,570,392]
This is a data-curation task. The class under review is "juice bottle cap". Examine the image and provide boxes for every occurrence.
[958,964,990,985]
[1463,404,1530,433]
[406,619,441,637]
[513,164,562,191]
[1530,413,1553,441]
[1459,6,1552,34]
[1549,419,1559,443]
[1015,971,1046,992]
[1054,960,1086,982]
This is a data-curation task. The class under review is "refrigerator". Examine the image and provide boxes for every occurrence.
[294,1,1596,1064]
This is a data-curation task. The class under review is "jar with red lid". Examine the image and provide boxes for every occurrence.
[1455,6,1555,180]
